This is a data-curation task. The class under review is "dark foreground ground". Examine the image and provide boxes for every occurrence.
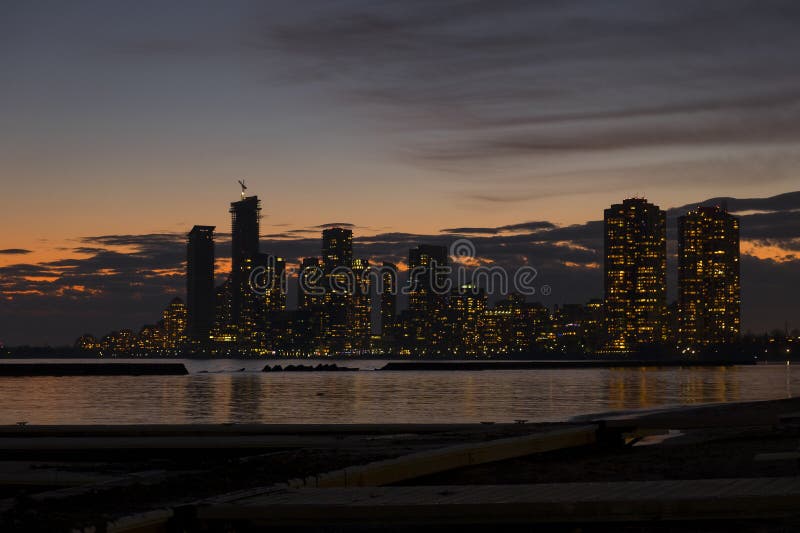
[2,399,800,532]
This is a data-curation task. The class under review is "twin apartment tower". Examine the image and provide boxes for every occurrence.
[604,198,740,352]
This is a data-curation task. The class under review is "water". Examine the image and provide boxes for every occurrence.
[0,359,796,425]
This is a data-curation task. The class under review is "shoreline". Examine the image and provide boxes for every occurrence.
[3,397,800,531]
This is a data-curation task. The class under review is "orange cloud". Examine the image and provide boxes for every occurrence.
[741,240,800,262]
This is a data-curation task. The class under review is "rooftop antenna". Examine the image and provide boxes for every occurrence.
[237,179,247,200]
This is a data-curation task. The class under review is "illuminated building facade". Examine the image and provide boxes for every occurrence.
[603,198,667,352]
[480,294,537,354]
[322,227,353,273]
[349,258,372,352]
[380,262,398,341]
[162,297,188,348]
[210,279,237,344]
[448,284,487,355]
[678,206,740,346]
[321,227,353,353]
[186,225,215,342]
[552,300,604,354]
[297,257,323,310]
[263,256,286,313]
[408,245,450,354]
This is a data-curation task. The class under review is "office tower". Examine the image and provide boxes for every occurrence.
[408,244,450,353]
[322,227,353,273]
[349,258,372,352]
[186,225,215,342]
[320,228,354,354]
[210,279,237,345]
[235,253,261,343]
[678,205,740,346]
[448,284,487,355]
[380,262,398,340]
[234,252,285,348]
[604,198,667,352]
[162,297,188,349]
[298,257,323,310]
[230,195,261,329]
[263,255,287,312]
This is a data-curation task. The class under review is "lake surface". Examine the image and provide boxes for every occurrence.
[0,359,796,425]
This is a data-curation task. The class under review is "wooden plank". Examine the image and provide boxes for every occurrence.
[312,425,598,488]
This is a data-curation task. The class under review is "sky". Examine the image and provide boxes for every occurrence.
[1,0,800,345]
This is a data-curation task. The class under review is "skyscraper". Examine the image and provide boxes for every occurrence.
[678,206,740,346]
[408,244,450,354]
[448,284,487,355]
[349,258,372,352]
[230,195,261,330]
[263,255,287,312]
[186,225,215,342]
[603,198,667,352]
[321,227,353,353]
[298,257,323,310]
[380,262,398,340]
[321,227,353,273]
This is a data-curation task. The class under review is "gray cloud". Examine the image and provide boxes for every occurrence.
[260,0,800,188]
[441,221,555,235]
[0,249,32,255]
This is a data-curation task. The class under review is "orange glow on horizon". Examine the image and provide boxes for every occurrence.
[741,240,800,262]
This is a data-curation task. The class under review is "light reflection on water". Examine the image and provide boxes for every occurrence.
[0,360,796,424]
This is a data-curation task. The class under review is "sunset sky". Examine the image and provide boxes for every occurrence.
[2,1,800,344]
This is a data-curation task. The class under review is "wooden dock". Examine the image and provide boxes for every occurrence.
[199,477,800,526]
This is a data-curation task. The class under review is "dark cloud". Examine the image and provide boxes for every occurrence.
[262,0,800,173]
[668,191,800,216]
[315,223,355,229]
[80,233,185,247]
[441,221,555,235]
[0,249,32,255]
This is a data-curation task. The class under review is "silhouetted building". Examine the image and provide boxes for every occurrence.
[448,284,486,355]
[264,256,287,312]
[380,262,398,340]
[408,244,450,354]
[211,279,236,344]
[186,225,215,342]
[297,257,323,310]
[321,227,354,354]
[322,227,353,274]
[678,206,740,346]
[349,258,372,352]
[552,300,604,354]
[230,196,261,329]
[603,198,667,352]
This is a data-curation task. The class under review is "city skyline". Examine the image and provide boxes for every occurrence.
[2,1,800,345]
[1,188,798,346]
[21,188,751,356]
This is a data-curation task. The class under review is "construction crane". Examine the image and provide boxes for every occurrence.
[238,179,247,199]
